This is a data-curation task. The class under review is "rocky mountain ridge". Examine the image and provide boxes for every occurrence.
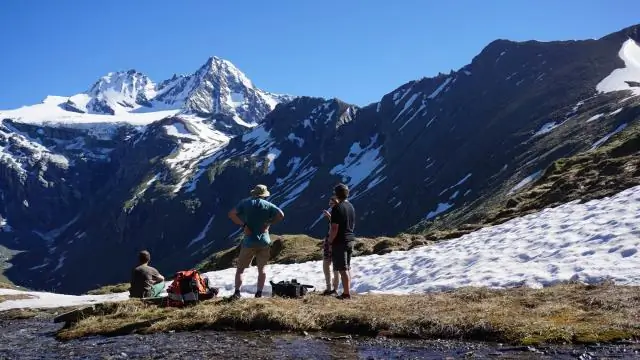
[1,24,639,294]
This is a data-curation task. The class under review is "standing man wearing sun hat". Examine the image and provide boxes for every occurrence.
[228,184,285,299]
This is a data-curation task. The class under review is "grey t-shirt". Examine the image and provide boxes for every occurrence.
[129,264,162,298]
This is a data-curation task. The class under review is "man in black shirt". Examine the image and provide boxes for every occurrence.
[328,183,356,299]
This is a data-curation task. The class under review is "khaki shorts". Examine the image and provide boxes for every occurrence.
[237,246,271,269]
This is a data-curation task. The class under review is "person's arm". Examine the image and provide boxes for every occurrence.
[151,268,165,284]
[261,205,284,232]
[328,206,343,244]
[229,202,252,235]
[228,207,244,226]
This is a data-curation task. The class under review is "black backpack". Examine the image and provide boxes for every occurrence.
[270,279,314,298]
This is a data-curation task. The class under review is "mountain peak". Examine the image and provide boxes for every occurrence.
[87,69,155,100]
[195,56,255,90]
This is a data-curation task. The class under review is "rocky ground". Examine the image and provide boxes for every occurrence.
[1,317,640,360]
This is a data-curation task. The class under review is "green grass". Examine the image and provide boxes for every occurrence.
[55,283,640,346]
[196,234,433,272]
[86,282,130,295]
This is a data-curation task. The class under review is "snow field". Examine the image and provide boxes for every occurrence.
[1,184,640,310]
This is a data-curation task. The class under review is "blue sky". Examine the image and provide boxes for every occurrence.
[0,0,638,109]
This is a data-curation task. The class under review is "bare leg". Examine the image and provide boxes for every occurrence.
[257,266,266,292]
[234,267,244,292]
[339,270,351,295]
[323,259,332,290]
[332,270,340,291]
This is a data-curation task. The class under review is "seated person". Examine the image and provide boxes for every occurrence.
[129,250,165,298]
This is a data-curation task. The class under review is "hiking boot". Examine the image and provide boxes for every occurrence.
[322,289,337,296]
[224,290,241,302]
[336,293,351,300]
[255,290,263,298]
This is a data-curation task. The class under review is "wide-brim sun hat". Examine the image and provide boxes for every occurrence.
[250,184,270,197]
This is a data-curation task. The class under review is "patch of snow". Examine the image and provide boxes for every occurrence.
[286,133,304,147]
[52,253,67,272]
[438,173,472,196]
[393,92,421,123]
[6,185,640,304]
[163,116,231,193]
[533,122,558,136]
[496,51,507,63]
[279,180,311,209]
[0,96,180,133]
[376,102,382,112]
[428,78,452,99]
[398,104,427,132]
[188,215,215,247]
[609,108,624,116]
[330,135,385,191]
[265,148,281,174]
[508,170,543,194]
[392,86,413,106]
[164,123,199,140]
[425,202,454,220]
[271,155,318,210]
[325,110,335,124]
[586,113,604,123]
[590,123,628,150]
[463,70,472,76]
[424,116,437,128]
[596,39,640,96]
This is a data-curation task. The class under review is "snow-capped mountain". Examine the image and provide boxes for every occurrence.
[62,69,158,115]
[1,24,640,294]
[50,56,293,126]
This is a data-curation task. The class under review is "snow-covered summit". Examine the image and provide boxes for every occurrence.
[151,56,292,126]
[1,56,293,129]
[596,38,640,96]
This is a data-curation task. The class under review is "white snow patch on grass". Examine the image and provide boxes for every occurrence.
[533,122,558,136]
[590,123,628,150]
[586,113,604,123]
[508,170,543,195]
[188,215,215,247]
[596,39,640,96]
[425,202,454,220]
[5,185,640,305]
[609,108,624,116]
[438,173,472,196]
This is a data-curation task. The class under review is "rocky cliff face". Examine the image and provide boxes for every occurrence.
[1,24,639,294]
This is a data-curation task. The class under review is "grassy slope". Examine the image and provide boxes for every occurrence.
[196,234,432,273]
[58,282,638,345]
[409,118,640,238]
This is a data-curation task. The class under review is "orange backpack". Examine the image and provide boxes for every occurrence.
[166,269,218,307]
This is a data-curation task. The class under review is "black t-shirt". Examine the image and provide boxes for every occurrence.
[331,200,356,244]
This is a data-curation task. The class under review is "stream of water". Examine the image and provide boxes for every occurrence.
[1,318,639,359]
